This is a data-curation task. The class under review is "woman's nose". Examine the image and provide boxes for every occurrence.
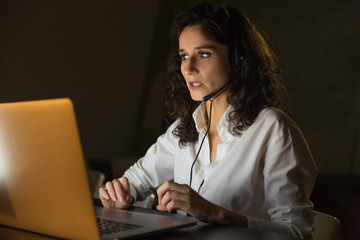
[182,57,198,75]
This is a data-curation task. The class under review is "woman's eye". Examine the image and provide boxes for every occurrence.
[180,54,189,61]
[199,52,211,58]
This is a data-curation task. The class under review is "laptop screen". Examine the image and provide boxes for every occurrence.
[0,98,196,240]
[0,98,100,239]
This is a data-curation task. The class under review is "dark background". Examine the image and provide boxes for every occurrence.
[1,0,359,239]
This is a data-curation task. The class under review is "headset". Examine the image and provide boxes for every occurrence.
[231,34,245,71]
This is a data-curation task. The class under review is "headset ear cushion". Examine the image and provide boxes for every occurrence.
[232,50,244,70]
[232,35,244,70]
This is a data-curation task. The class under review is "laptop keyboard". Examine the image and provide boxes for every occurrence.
[97,218,143,236]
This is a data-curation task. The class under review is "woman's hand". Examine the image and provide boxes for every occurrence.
[99,177,133,209]
[156,181,223,223]
[157,181,248,227]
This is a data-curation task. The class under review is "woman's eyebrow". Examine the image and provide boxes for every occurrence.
[179,45,216,52]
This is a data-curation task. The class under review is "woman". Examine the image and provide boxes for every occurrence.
[99,2,317,239]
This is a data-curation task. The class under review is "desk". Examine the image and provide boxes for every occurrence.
[0,204,296,240]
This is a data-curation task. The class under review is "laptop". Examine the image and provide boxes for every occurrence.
[0,98,196,239]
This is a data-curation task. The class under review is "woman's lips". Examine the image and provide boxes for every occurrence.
[189,81,203,90]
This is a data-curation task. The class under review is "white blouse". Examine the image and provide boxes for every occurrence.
[123,103,317,239]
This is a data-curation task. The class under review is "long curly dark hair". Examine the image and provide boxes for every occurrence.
[165,2,288,147]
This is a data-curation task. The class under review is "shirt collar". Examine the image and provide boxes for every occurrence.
[192,103,236,143]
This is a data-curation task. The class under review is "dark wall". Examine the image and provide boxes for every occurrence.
[0,0,162,158]
[216,0,360,175]
[1,0,360,175]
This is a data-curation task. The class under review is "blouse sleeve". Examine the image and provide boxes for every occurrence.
[122,120,180,202]
[247,114,317,239]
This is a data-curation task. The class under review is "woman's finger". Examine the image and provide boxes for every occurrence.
[112,179,126,203]
[157,181,171,205]
[164,198,183,213]
[157,181,183,203]
[160,191,186,213]
[156,204,167,211]
[157,181,192,213]
[160,190,179,207]
[113,178,131,203]
[105,181,117,201]
[99,187,110,200]
[119,177,131,202]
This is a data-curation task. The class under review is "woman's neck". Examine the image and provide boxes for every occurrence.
[205,91,230,133]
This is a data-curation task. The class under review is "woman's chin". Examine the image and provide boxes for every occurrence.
[190,95,204,102]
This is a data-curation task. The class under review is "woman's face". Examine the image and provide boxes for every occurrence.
[179,25,232,101]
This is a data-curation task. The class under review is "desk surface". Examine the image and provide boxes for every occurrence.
[0,204,296,240]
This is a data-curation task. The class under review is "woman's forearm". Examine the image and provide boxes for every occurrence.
[214,206,249,227]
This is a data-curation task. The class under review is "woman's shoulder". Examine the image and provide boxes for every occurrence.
[160,118,181,141]
[255,107,297,129]
[258,107,287,119]
[148,119,181,153]
[167,118,181,131]
[251,107,308,148]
